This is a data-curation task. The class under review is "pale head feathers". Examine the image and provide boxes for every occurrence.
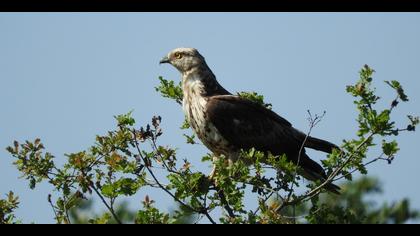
[160,47,207,74]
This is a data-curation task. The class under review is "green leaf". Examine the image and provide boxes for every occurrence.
[183,133,197,145]
[116,178,140,196]
[382,140,399,156]
[101,184,116,198]
[407,115,419,131]
[114,111,136,127]
[385,80,409,102]
[180,118,190,129]
[101,178,142,198]
[155,76,183,104]
[377,110,390,124]
[88,213,111,224]
[237,91,272,109]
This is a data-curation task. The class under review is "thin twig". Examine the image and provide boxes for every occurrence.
[91,184,122,224]
[200,192,216,224]
[285,111,325,216]
[130,128,216,224]
[149,137,183,175]
[252,192,275,216]
[47,195,60,223]
[62,195,72,224]
[279,132,375,210]
[333,153,389,181]
[242,181,283,198]
[389,95,400,113]
[214,185,236,219]
[87,154,105,170]
[193,214,205,224]
[287,124,312,200]
[281,206,323,220]
[203,211,217,224]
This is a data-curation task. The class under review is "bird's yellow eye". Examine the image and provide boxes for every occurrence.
[174,52,182,59]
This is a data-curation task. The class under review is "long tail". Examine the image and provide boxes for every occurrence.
[300,153,341,194]
[305,136,339,154]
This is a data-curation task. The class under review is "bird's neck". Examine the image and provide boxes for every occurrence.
[182,66,230,97]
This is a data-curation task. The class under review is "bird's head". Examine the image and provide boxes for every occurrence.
[159,48,206,73]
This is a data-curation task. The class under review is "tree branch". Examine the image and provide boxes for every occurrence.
[91,184,122,224]
[333,153,389,181]
[213,184,236,219]
[130,128,216,224]
[279,132,375,210]
[287,111,324,202]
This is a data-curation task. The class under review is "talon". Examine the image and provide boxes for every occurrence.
[208,165,218,186]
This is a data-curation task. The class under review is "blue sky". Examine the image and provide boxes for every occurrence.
[1,13,419,223]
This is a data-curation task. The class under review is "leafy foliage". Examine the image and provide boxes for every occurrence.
[236,91,272,109]
[2,65,418,224]
[0,192,21,224]
[305,177,419,224]
[155,76,183,105]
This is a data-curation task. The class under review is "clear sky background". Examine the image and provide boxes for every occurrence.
[1,13,419,223]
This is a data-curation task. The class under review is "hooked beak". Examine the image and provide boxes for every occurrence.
[159,56,170,64]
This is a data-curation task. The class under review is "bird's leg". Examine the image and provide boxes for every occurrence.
[208,155,219,181]
[208,153,239,184]
[208,165,218,189]
[209,164,217,180]
[227,152,240,165]
[227,157,236,167]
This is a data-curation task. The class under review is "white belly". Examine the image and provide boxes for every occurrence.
[182,75,232,156]
[183,95,230,155]
[183,95,207,132]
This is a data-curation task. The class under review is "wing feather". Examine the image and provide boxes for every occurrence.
[206,95,304,160]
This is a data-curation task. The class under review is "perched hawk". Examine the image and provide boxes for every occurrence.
[160,47,340,193]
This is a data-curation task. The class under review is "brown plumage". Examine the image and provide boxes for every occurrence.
[160,47,340,194]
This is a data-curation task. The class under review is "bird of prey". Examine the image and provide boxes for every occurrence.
[160,47,340,193]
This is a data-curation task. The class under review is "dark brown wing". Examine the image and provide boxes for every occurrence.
[206,95,341,194]
[206,95,304,160]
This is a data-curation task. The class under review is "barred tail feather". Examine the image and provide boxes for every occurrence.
[305,136,339,154]
[300,154,341,194]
